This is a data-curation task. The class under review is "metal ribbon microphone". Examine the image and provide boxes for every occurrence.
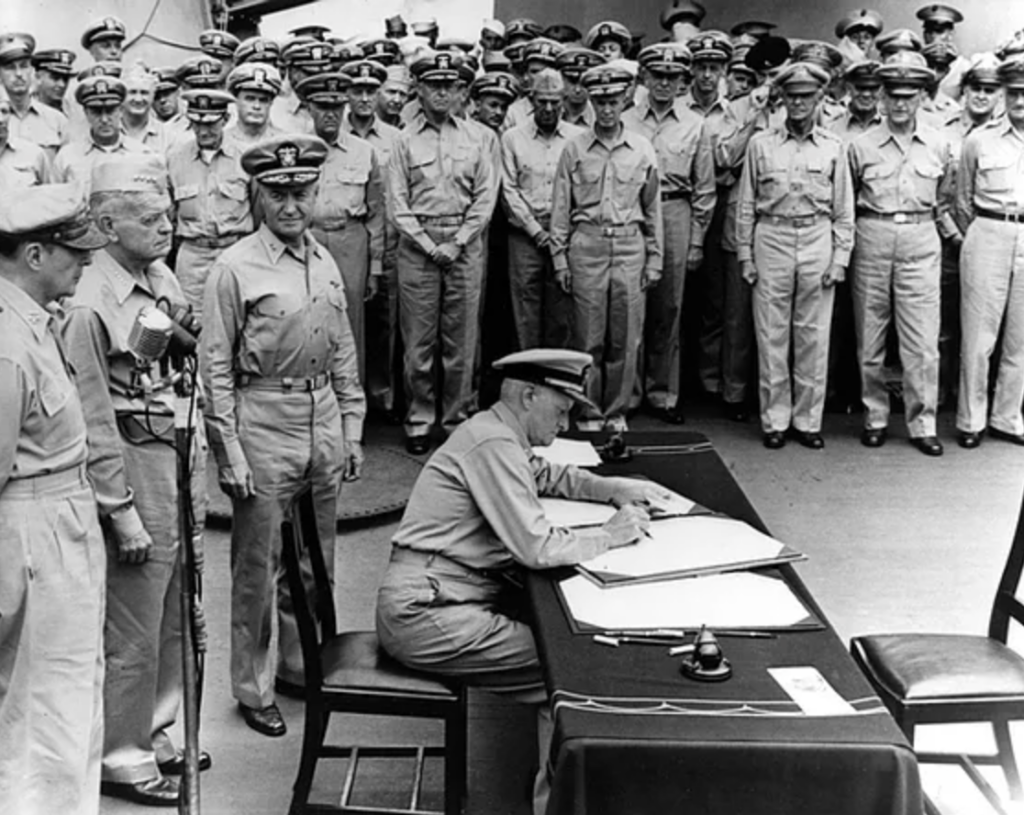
[126,305,174,364]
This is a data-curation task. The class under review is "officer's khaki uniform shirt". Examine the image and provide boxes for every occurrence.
[955,118,1024,228]
[342,112,402,168]
[827,109,884,144]
[223,122,283,150]
[122,115,172,155]
[622,98,717,247]
[501,118,585,239]
[0,136,51,187]
[8,97,68,158]
[53,135,150,190]
[549,125,664,274]
[387,112,498,254]
[736,124,855,266]
[201,224,366,475]
[167,134,253,241]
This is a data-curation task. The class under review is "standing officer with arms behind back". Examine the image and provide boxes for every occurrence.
[201,133,366,738]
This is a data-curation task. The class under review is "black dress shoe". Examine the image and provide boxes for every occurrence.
[989,427,1024,446]
[656,405,686,425]
[910,436,944,457]
[861,428,887,448]
[958,431,982,449]
[158,750,212,776]
[101,776,180,807]
[792,430,824,450]
[723,402,749,423]
[274,676,306,700]
[762,431,786,450]
[238,702,287,737]
[405,435,430,456]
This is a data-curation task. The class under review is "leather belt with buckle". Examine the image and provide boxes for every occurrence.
[975,208,1024,224]
[856,209,935,224]
[760,214,824,228]
[236,373,331,392]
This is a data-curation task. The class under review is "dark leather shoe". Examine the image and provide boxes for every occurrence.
[762,431,786,450]
[989,427,1024,446]
[792,430,824,450]
[958,431,982,449]
[656,405,686,425]
[238,702,287,737]
[723,402,749,423]
[861,428,887,448]
[405,435,430,456]
[158,750,212,776]
[101,776,180,807]
[274,676,306,700]
[910,436,944,457]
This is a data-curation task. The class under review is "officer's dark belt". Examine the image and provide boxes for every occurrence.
[975,208,1024,224]
[660,189,691,202]
[391,545,522,586]
[759,214,826,228]
[575,222,641,238]
[181,234,244,249]
[856,209,934,224]
[236,373,330,392]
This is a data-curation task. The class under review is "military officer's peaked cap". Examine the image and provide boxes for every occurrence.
[503,43,529,66]
[411,50,463,82]
[730,21,777,40]
[0,183,107,251]
[523,38,565,66]
[81,16,126,49]
[227,63,283,97]
[660,0,707,30]
[482,19,506,39]
[32,49,77,76]
[875,29,924,58]
[493,349,597,409]
[996,32,1024,61]
[437,38,477,54]
[289,25,331,41]
[844,59,882,85]
[506,19,545,44]
[998,56,1024,88]
[836,10,884,39]
[584,21,632,52]
[235,36,281,66]
[243,134,329,187]
[638,43,693,74]
[284,41,333,69]
[922,40,959,67]
[876,50,935,90]
[360,38,401,66]
[181,88,234,122]
[916,4,963,27]
[331,42,364,67]
[75,75,126,107]
[962,53,1001,86]
[687,31,733,62]
[556,47,606,76]
[581,63,634,97]
[91,153,169,196]
[744,36,791,72]
[153,67,180,93]
[77,61,122,82]
[483,50,514,73]
[0,33,36,65]
[295,72,351,104]
[411,19,439,37]
[384,16,407,38]
[176,56,225,89]
[199,30,240,60]
[791,41,845,72]
[544,24,582,45]
[342,60,388,88]
[470,72,520,101]
[775,62,831,91]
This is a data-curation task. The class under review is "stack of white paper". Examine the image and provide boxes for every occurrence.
[532,438,602,468]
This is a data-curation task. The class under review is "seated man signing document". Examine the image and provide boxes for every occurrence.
[375,348,669,814]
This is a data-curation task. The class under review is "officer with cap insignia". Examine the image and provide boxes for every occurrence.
[360,38,401,67]
[506,19,545,47]
[389,50,498,454]
[235,36,282,68]
[201,132,366,736]
[726,45,758,99]
[330,42,365,72]
[624,43,716,424]
[0,182,107,815]
[411,19,440,48]
[847,51,955,456]
[225,62,284,147]
[151,67,188,137]
[876,29,924,58]
[736,60,854,450]
[199,28,241,71]
[829,61,884,142]
[584,21,633,61]
[61,153,210,806]
[836,9,884,60]
[272,40,333,135]
[54,76,150,191]
[341,60,400,161]
[298,71,384,385]
[953,55,1024,449]
[550,62,663,432]
[471,72,520,132]
[556,47,604,127]
[81,16,127,63]
[176,55,228,91]
[1,33,70,160]
[0,93,52,187]
[32,48,77,114]
[504,38,565,132]
[375,347,671,815]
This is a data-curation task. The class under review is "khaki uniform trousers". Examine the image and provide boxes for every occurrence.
[851,219,941,437]
[752,219,835,433]
[0,468,105,815]
[398,225,483,438]
[569,225,646,422]
[231,386,343,709]
[175,240,234,321]
[721,249,756,406]
[695,194,729,393]
[312,222,370,385]
[644,198,692,410]
[957,219,1024,435]
[102,420,207,782]
[507,225,572,351]
[365,225,400,412]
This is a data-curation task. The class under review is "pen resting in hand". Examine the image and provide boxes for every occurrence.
[602,503,651,549]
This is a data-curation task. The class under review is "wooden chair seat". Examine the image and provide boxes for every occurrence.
[321,632,461,700]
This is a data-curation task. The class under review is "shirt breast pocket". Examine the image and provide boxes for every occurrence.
[570,162,603,208]
[38,374,71,417]
[612,161,645,205]
[172,183,200,218]
[218,177,249,202]
[329,166,369,210]
[663,142,695,178]
[978,154,1016,193]
[804,158,833,202]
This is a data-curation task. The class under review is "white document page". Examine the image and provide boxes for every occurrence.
[532,438,602,468]
[578,515,787,579]
[559,571,812,630]
[768,667,856,715]
[540,498,617,528]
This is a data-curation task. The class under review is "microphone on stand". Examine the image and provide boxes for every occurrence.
[126,305,174,365]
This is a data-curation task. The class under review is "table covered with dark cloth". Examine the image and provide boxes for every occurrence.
[528,431,923,815]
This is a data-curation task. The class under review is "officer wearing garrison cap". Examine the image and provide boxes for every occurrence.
[201,133,365,737]
[225,62,284,148]
[375,348,670,815]
[0,183,107,815]
[63,153,209,806]
[736,61,854,450]
[167,89,252,319]
[1,33,69,160]
[954,55,1024,449]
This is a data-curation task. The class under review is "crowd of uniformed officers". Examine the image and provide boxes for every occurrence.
[2,1,1024,812]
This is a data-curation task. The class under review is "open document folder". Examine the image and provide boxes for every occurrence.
[575,514,804,586]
